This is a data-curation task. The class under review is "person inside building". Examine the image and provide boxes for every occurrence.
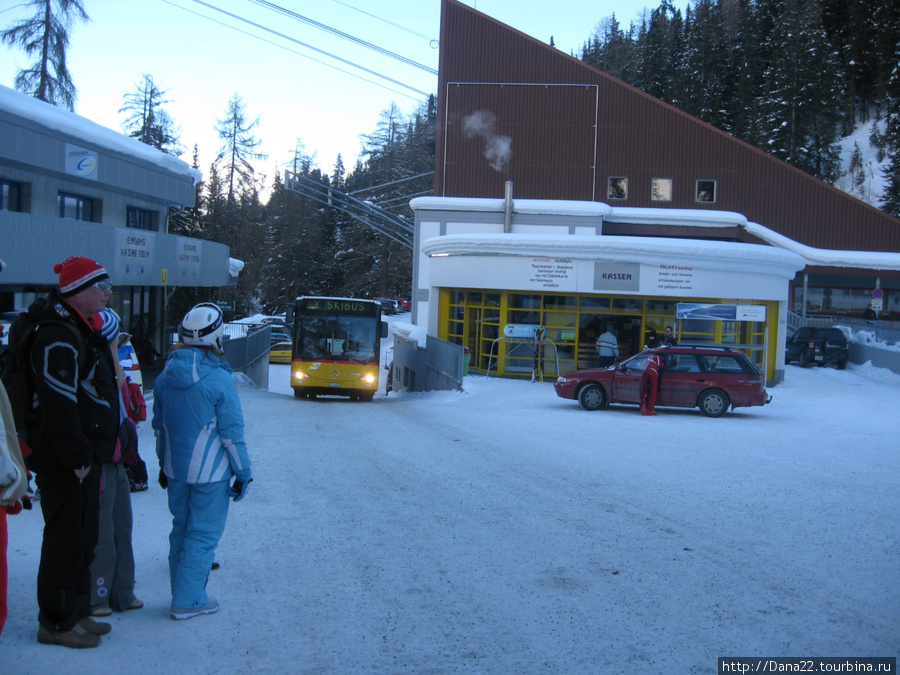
[595,325,619,367]
[153,302,252,621]
[661,326,678,346]
[644,328,661,350]
[27,257,120,649]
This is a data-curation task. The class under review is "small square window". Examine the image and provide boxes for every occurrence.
[651,178,672,201]
[696,180,717,203]
[1,179,22,212]
[58,192,97,221]
[607,176,627,200]
[127,206,155,230]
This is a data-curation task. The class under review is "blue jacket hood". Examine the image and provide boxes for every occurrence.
[162,348,232,390]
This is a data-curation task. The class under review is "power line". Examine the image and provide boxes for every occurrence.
[248,0,437,75]
[161,0,424,101]
[186,0,431,97]
[330,0,437,45]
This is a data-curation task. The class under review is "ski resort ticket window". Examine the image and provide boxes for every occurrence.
[438,289,777,378]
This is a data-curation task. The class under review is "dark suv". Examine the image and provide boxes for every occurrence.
[785,327,849,369]
[554,345,770,417]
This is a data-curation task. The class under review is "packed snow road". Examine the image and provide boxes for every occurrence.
[3,360,897,673]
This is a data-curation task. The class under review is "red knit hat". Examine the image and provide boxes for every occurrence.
[54,256,110,297]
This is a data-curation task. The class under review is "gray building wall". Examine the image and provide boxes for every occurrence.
[1,88,234,290]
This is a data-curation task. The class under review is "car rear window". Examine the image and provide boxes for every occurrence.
[698,354,752,374]
[815,329,846,341]
[665,354,702,373]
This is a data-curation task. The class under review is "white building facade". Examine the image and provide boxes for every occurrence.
[411,197,807,384]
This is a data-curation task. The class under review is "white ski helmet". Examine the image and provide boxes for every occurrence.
[179,302,225,351]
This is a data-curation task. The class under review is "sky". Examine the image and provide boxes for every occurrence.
[2,314,898,671]
[0,0,683,188]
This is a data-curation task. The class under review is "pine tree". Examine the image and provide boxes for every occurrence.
[755,0,843,180]
[632,0,687,106]
[879,50,900,216]
[580,15,633,82]
[0,0,89,110]
[119,74,183,155]
[168,145,203,237]
[215,94,267,203]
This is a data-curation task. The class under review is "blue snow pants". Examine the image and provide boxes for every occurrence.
[165,478,230,609]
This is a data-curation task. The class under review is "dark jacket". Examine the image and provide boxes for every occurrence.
[25,293,120,474]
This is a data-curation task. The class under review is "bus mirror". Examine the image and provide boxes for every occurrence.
[381,321,388,338]
[285,306,294,324]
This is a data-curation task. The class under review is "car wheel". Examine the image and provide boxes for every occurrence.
[837,359,848,370]
[577,383,607,411]
[799,351,810,368]
[698,389,729,418]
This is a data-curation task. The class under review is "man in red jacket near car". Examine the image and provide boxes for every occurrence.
[641,350,664,416]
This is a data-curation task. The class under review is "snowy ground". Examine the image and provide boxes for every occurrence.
[2,332,898,673]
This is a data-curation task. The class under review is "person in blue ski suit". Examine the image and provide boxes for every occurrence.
[152,303,252,620]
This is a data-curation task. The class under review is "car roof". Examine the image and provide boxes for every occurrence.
[645,344,741,354]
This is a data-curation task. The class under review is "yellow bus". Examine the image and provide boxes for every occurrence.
[288,296,387,401]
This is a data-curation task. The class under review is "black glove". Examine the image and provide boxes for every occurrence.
[158,470,168,489]
[228,477,252,502]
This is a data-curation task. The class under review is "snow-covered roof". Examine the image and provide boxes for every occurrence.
[411,196,610,218]
[743,222,900,270]
[413,197,900,272]
[605,206,748,227]
[421,233,806,278]
[0,84,201,185]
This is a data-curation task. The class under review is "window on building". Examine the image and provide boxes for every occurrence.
[607,176,627,200]
[651,178,673,201]
[58,192,97,221]
[127,206,155,230]
[696,180,717,203]
[1,179,23,212]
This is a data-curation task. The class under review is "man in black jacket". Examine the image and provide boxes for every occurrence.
[26,257,120,649]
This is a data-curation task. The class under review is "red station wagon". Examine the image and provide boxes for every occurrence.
[554,346,771,417]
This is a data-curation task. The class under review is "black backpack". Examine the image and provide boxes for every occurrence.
[0,312,84,442]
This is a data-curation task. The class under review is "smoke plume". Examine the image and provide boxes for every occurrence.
[462,110,512,173]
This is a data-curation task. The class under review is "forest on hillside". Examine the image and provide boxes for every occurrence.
[580,0,900,204]
[4,0,898,319]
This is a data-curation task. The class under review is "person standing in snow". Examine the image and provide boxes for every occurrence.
[0,257,29,638]
[640,350,664,416]
[116,330,149,492]
[89,309,143,619]
[27,257,120,648]
[153,303,252,621]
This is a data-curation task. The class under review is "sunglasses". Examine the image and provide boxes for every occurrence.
[93,279,113,291]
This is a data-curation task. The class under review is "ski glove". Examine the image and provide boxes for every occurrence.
[229,477,252,502]
[158,470,168,490]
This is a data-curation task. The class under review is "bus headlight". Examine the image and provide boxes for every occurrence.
[362,373,376,384]
[293,371,309,381]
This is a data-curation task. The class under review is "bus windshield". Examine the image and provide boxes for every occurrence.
[298,316,377,364]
